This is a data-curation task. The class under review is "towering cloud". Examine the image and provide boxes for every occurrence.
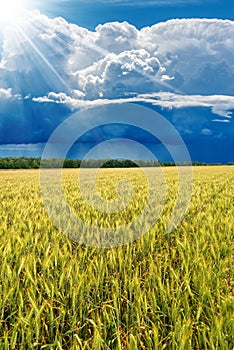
[1,12,234,98]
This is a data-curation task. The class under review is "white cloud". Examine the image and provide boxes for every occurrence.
[137,92,234,118]
[32,91,81,109]
[1,13,234,98]
[76,49,162,98]
[0,12,234,119]
[0,88,13,99]
[32,90,234,120]
[95,21,138,52]
[0,88,21,100]
[201,128,212,136]
[212,119,230,123]
[0,143,44,151]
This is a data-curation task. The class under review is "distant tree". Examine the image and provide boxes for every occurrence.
[64,159,75,168]
[0,157,231,169]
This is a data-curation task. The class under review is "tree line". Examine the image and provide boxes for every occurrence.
[0,157,233,169]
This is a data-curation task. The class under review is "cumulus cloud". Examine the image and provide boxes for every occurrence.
[94,21,138,53]
[76,49,163,98]
[1,13,234,99]
[0,88,20,100]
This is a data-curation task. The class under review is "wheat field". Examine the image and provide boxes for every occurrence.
[0,166,233,349]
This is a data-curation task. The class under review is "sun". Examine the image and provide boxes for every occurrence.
[0,0,28,25]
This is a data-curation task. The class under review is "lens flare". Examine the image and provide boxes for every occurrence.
[0,0,28,25]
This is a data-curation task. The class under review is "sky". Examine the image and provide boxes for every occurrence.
[0,0,233,162]
[30,0,234,30]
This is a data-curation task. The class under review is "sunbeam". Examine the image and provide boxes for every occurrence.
[20,28,72,93]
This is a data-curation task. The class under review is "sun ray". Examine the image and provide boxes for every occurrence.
[15,23,74,96]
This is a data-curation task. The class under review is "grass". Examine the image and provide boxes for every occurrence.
[0,166,233,349]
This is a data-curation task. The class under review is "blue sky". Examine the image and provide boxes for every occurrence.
[0,0,233,162]
[34,0,234,30]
